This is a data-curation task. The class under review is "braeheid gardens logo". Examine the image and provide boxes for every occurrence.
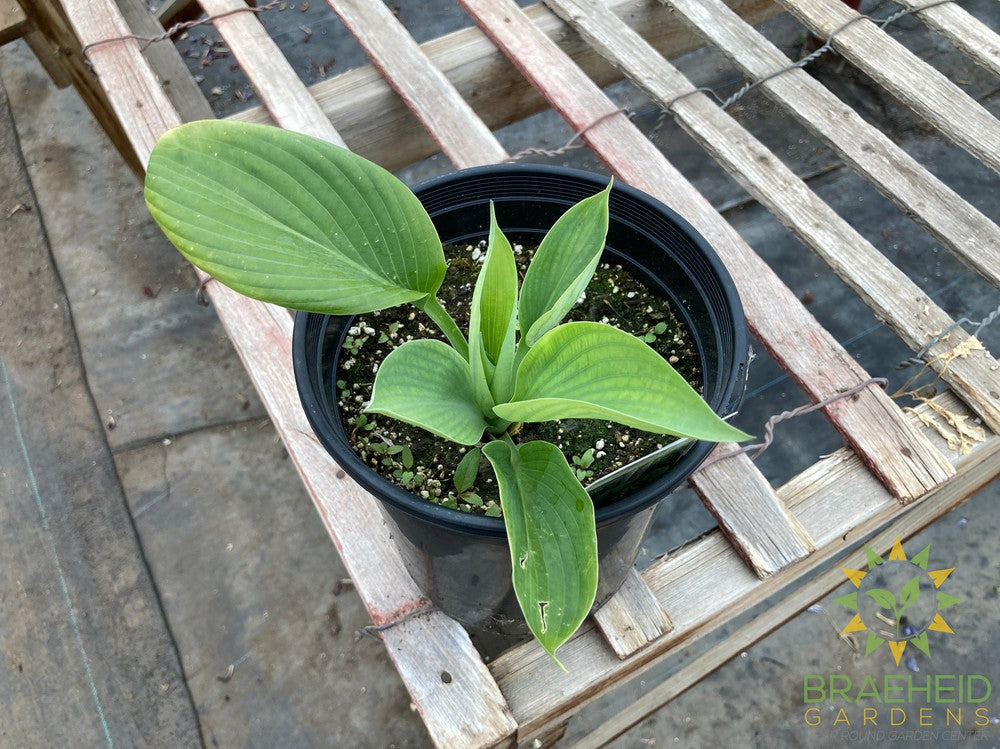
[836,537,957,666]
[803,538,994,738]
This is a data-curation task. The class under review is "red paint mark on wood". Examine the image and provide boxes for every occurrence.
[369,596,434,628]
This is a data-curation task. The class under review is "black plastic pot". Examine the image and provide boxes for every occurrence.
[293,164,748,647]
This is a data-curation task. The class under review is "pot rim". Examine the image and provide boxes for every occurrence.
[293,163,748,538]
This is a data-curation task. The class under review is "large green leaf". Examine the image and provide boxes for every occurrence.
[144,120,446,314]
[366,339,487,445]
[469,205,519,411]
[482,439,597,667]
[493,322,752,442]
[518,182,611,347]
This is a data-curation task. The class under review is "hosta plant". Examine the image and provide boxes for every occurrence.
[144,120,750,666]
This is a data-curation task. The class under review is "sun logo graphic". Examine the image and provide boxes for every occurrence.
[836,538,959,666]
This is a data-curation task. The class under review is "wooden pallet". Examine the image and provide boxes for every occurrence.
[14,0,1000,745]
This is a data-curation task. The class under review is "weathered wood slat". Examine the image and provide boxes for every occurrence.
[689,445,814,578]
[592,568,673,659]
[575,428,1000,748]
[490,390,998,745]
[60,3,519,746]
[198,0,342,143]
[776,0,1000,176]
[62,0,181,164]
[384,612,516,749]
[892,0,1000,79]
[227,0,781,172]
[116,0,214,124]
[547,0,1000,433]
[661,0,1000,293]
[327,0,506,168]
[460,0,954,503]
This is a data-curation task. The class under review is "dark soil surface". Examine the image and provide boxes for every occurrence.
[335,241,701,516]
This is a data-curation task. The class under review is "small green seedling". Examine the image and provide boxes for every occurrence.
[144,120,750,666]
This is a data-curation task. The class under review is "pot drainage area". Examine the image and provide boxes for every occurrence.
[1,1,998,747]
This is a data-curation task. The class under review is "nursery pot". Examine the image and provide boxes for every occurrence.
[293,164,748,647]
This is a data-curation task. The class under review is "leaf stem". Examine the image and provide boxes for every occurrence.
[417,295,469,359]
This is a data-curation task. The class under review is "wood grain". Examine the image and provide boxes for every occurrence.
[62,0,182,164]
[384,611,517,749]
[227,0,781,171]
[460,0,954,503]
[777,0,1000,176]
[547,0,1000,434]
[661,0,1000,293]
[328,0,506,168]
[690,445,814,578]
[592,568,673,659]
[197,0,343,144]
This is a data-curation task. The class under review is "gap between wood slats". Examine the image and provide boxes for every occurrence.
[547,0,1000,434]
[491,391,997,745]
[197,0,342,143]
[660,0,1000,294]
[460,0,954,503]
[61,2,518,745]
[328,0,506,167]
[776,0,1000,176]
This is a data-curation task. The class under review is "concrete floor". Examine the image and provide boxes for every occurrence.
[1,2,999,747]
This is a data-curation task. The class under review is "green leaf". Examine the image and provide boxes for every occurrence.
[473,205,519,364]
[865,588,897,610]
[469,205,519,413]
[493,322,752,442]
[518,182,611,347]
[482,439,598,667]
[936,591,960,610]
[145,120,446,315]
[367,339,488,445]
[865,632,886,656]
[898,574,921,616]
[453,447,482,494]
